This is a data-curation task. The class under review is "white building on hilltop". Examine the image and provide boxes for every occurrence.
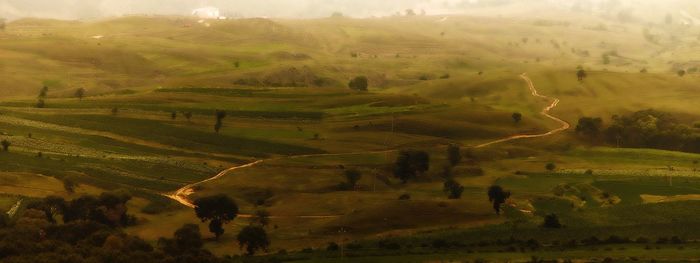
[192,7,221,19]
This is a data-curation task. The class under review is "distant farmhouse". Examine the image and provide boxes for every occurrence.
[192,7,223,19]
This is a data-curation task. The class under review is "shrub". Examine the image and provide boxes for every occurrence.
[348,76,368,91]
[546,163,556,172]
[542,214,562,228]
[326,242,339,251]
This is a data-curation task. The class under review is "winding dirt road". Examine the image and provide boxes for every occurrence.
[164,73,570,216]
[474,73,570,148]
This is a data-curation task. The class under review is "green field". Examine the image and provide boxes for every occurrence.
[2,5,700,261]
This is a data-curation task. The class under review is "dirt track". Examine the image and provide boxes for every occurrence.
[164,73,571,217]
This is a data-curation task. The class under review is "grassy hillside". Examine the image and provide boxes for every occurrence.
[1,11,700,261]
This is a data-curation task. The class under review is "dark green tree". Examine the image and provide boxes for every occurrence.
[1,139,9,152]
[577,69,587,81]
[343,169,362,189]
[546,162,557,172]
[443,179,464,199]
[576,117,603,140]
[348,76,369,91]
[542,213,562,228]
[74,88,85,101]
[252,210,270,228]
[237,226,270,255]
[512,112,522,124]
[194,194,238,240]
[487,185,511,214]
[159,224,204,256]
[35,86,49,108]
[214,110,227,133]
[394,150,430,183]
[447,144,461,167]
[174,224,204,249]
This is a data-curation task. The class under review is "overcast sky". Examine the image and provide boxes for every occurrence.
[0,0,480,20]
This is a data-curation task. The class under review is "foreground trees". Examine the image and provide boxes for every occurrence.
[237,226,270,255]
[605,109,700,152]
[194,194,239,240]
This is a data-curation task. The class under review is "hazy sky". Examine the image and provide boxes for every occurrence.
[1,0,696,21]
[0,0,477,20]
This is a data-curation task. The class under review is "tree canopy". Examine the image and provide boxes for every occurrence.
[194,194,239,239]
[394,150,430,183]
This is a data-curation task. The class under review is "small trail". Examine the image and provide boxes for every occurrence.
[164,73,570,218]
[164,150,393,218]
[6,199,22,218]
[474,73,570,148]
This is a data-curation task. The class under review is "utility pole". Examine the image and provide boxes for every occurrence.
[338,227,347,260]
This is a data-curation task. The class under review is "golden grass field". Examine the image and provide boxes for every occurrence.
[2,5,700,260]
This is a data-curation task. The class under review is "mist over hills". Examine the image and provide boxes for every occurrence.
[1,0,699,22]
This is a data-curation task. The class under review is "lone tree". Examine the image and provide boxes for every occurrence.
[194,194,239,240]
[1,139,10,152]
[542,213,562,228]
[443,179,465,199]
[174,224,204,250]
[171,111,177,120]
[678,70,686,77]
[348,76,369,91]
[577,69,587,81]
[184,112,193,121]
[576,117,603,141]
[512,112,522,124]
[487,185,511,214]
[63,176,79,194]
[343,169,362,190]
[252,210,270,228]
[394,150,430,183]
[237,225,270,255]
[447,144,461,167]
[159,224,204,255]
[37,86,49,108]
[214,110,227,133]
[74,88,85,101]
[546,162,557,172]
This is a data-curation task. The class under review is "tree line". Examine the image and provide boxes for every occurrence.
[576,109,700,153]
[0,191,270,262]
